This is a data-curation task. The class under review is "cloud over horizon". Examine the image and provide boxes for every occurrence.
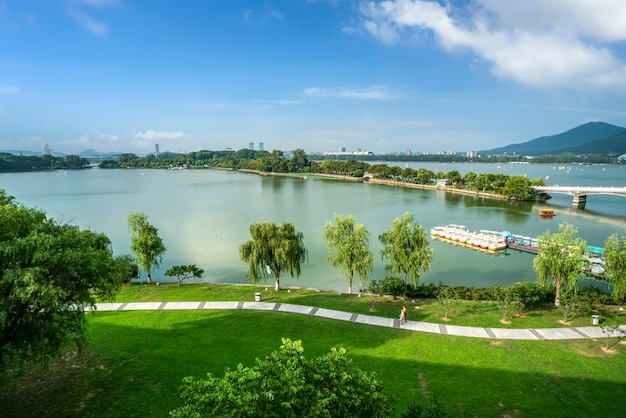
[134,130,188,140]
[358,0,626,93]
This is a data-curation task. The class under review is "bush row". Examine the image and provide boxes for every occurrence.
[368,278,618,307]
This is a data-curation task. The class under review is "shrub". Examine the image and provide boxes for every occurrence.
[371,277,407,299]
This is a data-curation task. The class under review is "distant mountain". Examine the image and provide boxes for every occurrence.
[481,122,626,156]
[0,149,41,156]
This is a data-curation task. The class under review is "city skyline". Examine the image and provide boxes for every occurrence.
[1,1,625,155]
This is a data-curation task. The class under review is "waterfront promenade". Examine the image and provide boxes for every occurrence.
[92,301,626,341]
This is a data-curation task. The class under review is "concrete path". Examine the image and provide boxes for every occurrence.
[92,301,626,341]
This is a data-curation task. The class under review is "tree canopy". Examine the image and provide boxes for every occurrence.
[170,338,395,418]
[533,223,587,306]
[0,189,129,373]
[127,212,167,284]
[323,214,373,294]
[239,222,308,291]
[603,234,626,302]
[165,264,204,286]
[379,212,433,287]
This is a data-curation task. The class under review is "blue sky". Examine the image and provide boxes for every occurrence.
[1,0,626,155]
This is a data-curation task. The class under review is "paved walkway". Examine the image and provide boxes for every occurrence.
[92,301,626,341]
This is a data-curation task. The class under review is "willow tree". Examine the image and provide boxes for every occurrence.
[603,233,626,302]
[323,214,373,294]
[239,222,308,291]
[533,223,586,306]
[127,212,166,284]
[379,212,433,287]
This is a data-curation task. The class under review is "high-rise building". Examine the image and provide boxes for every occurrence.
[259,142,264,151]
[42,142,51,156]
[406,148,412,156]
[249,142,254,150]
[155,144,160,155]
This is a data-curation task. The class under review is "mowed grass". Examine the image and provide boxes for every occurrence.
[1,283,625,418]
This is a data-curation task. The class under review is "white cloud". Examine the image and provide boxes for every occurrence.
[243,8,285,24]
[0,85,19,94]
[66,0,120,35]
[304,85,396,100]
[358,0,626,93]
[67,8,108,35]
[252,99,302,106]
[134,130,187,140]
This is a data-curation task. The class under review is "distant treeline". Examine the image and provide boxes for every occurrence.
[100,148,547,200]
[0,153,90,172]
[310,153,620,164]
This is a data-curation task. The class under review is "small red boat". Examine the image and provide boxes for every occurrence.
[538,208,556,217]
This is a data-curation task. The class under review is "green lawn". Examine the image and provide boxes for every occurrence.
[2,283,625,417]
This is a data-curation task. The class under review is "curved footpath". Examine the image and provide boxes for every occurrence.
[92,301,626,341]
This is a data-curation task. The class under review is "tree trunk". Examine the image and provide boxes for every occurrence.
[147,272,152,284]
[554,280,561,306]
[348,273,353,294]
[275,275,280,291]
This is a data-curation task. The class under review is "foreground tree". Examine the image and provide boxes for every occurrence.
[603,233,626,302]
[171,338,395,417]
[379,212,433,287]
[165,264,204,286]
[323,214,373,294]
[239,222,308,291]
[127,212,167,284]
[533,223,587,306]
[0,190,129,373]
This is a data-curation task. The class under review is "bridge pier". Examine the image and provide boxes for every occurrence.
[572,193,587,206]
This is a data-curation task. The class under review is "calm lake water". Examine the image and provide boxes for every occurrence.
[2,162,625,291]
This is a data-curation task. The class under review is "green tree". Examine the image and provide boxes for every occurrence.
[491,285,513,323]
[323,214,373,294]
[127,212,167,284]
[291,148,309,172]
[239,222,308,291]
[379,212,433,287]
[437,285,461,321]
[502,175,533,199]
[165,264,204,286]
[508,282,542,317]
[0,190,128,372]
[533,223,587,306]
[558,289,580,323]
[603,234,626,302]
[170,338,395,418]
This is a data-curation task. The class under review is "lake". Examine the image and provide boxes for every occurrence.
[2,162,625,291]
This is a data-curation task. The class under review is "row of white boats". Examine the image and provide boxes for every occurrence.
[430,224,508,252]
[430,224,607,276]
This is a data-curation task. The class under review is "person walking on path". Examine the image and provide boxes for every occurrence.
[399,305,407,325]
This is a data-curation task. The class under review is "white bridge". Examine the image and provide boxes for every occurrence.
[533,186,626,206]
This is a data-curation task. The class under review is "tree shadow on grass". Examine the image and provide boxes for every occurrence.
[3,311,625,418]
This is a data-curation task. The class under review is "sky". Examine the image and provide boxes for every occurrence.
[1,0,626,155]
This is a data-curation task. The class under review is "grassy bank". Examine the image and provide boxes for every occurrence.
[2,284,625,417]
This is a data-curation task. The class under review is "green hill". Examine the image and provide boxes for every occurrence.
[482,121,626,156]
